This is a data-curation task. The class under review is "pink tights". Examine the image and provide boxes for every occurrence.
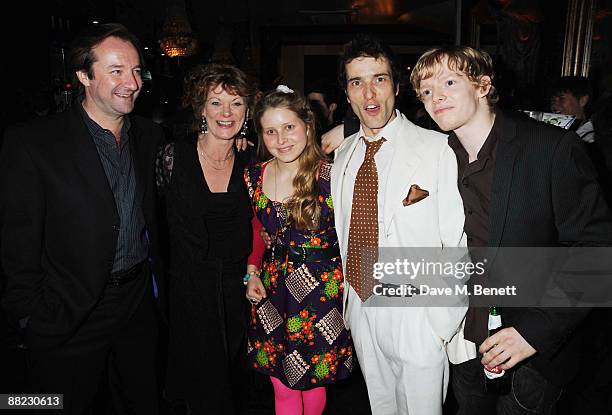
[270,376,326,415]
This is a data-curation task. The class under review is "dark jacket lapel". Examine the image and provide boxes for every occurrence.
[127,118,146,205]
[488,112,521,248]
[68,106,118,219]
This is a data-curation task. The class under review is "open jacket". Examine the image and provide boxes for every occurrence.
[0,106,166,349]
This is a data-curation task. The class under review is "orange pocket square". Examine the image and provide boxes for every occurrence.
[402,184,429,206]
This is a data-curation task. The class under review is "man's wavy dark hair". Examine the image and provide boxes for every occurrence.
[337,34,403,92]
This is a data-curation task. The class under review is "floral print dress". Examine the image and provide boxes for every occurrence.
[244,160,353,390]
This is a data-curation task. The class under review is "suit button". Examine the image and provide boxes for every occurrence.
[467,209,473,215]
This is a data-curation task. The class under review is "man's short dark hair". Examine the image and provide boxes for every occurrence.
[551,76,592,99]
[337,35,402,92]
[69,23,144,95]
[306,79,339,107]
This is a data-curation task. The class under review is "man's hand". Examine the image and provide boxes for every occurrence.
[480,327,537,371]
[321,124,345,154]
[235,137,254,151]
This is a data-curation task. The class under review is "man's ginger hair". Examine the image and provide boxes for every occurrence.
[410,45,498,107]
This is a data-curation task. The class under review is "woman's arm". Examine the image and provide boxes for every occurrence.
[245,215,267,303]
[155,142,174,194]
[247,215,265,268]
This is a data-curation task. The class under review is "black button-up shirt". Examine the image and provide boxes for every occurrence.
[448,116,500,249]
[79,103,148,273]
[448,114,500,344]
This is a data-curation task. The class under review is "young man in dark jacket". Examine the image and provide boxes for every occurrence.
[411,45,612,415]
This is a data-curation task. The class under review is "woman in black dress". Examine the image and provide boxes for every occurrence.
[156,63,258,414]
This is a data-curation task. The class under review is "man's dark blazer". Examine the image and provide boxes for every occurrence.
[0,105,166,349]
[483,111,612,385]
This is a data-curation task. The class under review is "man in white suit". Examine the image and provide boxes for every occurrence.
[330,35,473,414]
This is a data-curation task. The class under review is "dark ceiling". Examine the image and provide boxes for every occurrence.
[28,0,458,46]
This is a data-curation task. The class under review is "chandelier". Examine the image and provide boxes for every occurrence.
[159,4,198,58]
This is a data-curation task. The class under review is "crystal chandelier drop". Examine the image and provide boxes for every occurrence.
[159,3,198,58]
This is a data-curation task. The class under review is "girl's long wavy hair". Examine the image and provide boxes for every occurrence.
[254,89,328,231]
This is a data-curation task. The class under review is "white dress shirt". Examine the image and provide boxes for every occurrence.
[344,109,402,247]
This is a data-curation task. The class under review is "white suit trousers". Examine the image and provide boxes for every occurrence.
[346,286,449,415]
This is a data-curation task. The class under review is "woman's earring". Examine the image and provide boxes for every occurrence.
[240,109,249,136]
[200,117,208,134]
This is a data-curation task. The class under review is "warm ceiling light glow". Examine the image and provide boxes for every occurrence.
[377,0,394,16]
[158,4,198,58]
[398,12,413,23]
[351,0,395,21]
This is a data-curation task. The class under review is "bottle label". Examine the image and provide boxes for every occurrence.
[488,315,502,331]
[484,365,505,379]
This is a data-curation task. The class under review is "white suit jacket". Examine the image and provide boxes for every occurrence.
[331,112,476,364]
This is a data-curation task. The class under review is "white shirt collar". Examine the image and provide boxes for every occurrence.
[358,109,402,143]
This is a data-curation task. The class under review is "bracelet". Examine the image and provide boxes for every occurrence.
[243,271,260,286]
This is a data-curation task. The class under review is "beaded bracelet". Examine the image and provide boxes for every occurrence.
[243,270,260,285]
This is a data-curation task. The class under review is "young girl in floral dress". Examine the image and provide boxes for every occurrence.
[244,86,353,415]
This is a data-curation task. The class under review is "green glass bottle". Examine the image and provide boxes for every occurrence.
[484,306,511,394]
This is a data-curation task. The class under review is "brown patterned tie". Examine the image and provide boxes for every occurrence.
[345,137,386,302]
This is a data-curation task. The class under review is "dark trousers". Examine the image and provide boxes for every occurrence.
[563,308,612,414]
[27,270,159,415]
[452,357,562,415]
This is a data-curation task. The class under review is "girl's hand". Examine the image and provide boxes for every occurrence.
[245,266,266,304]
[246,275,266,304]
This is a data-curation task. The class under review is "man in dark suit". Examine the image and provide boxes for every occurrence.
[410,46,612,414]
[0,23,164,414]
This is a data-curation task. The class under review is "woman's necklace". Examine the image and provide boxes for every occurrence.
[197,140,234,171]
[275,160,280,201]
